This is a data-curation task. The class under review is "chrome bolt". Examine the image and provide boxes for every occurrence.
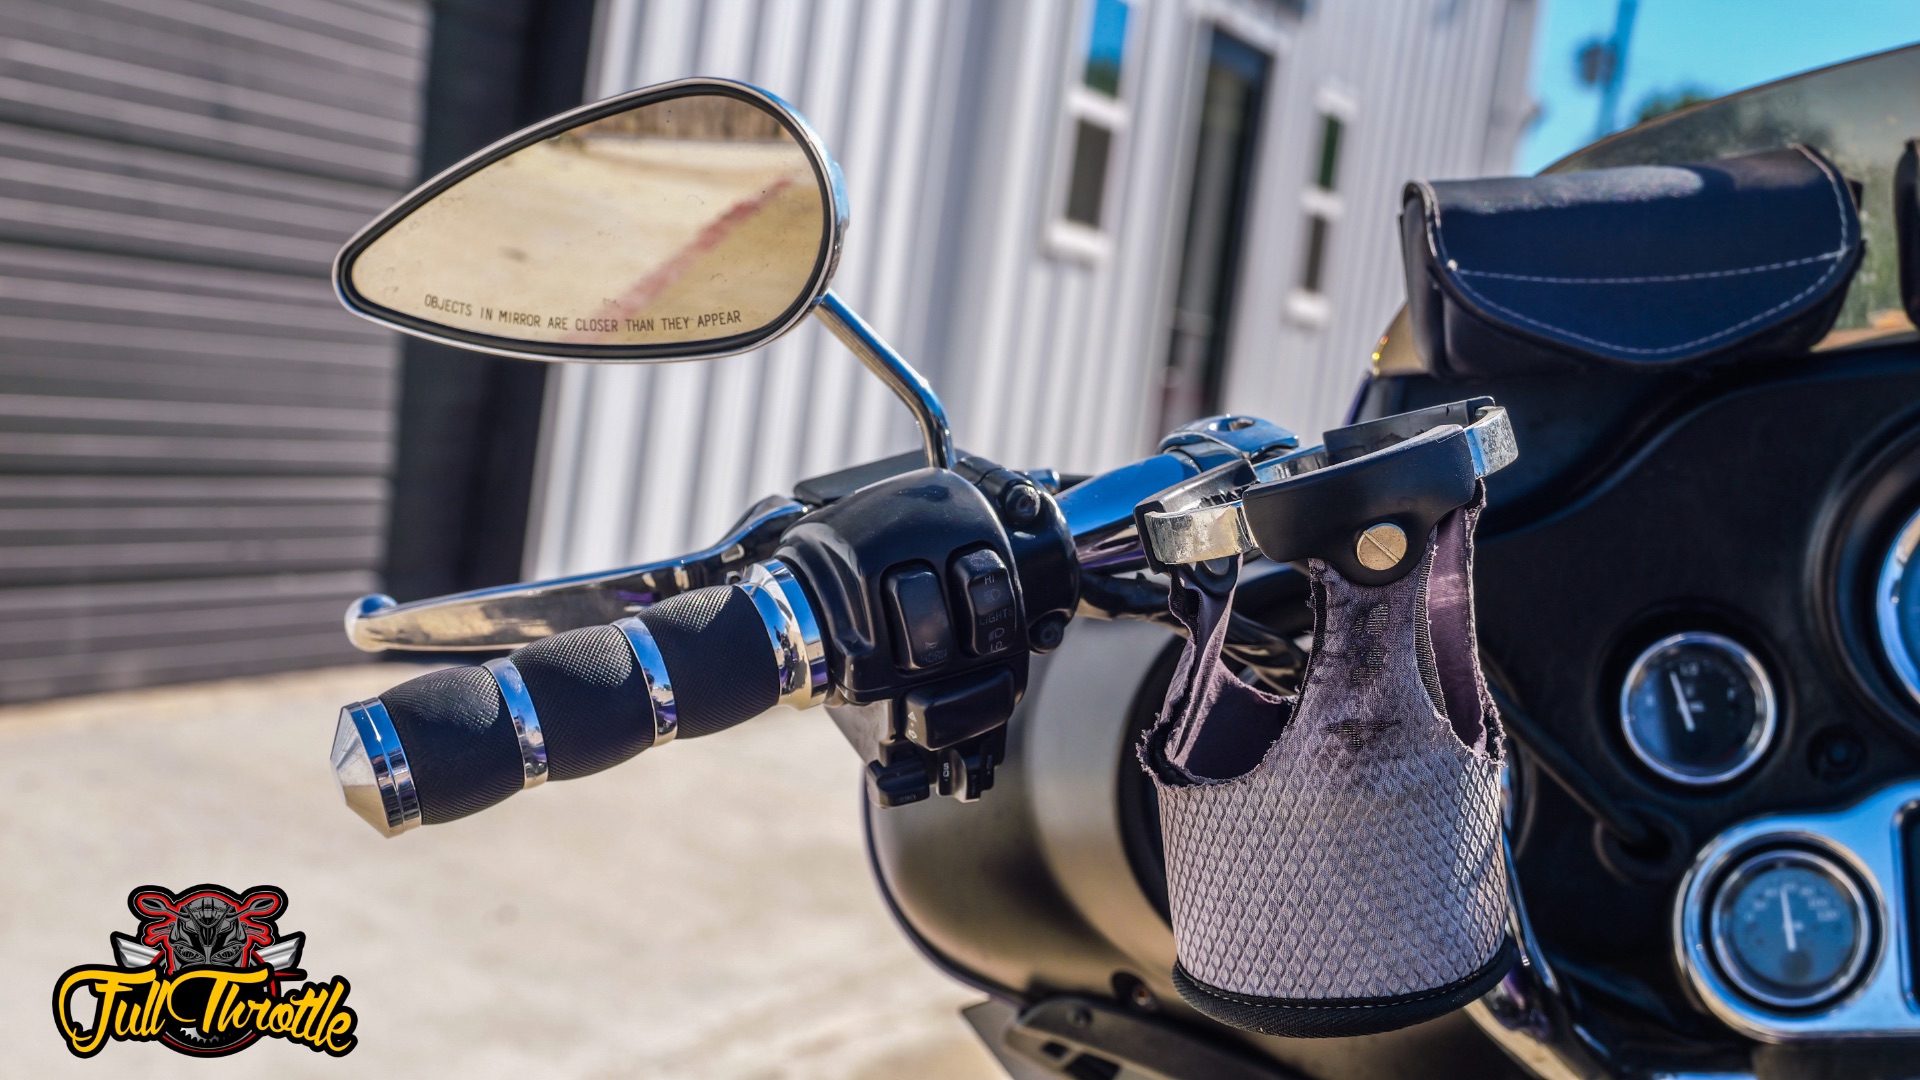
[1355,522,1407,571]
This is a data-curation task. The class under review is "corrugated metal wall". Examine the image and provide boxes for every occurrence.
[0,0,428,702]
[1223,0,1536,435]
[530,0,1535,576]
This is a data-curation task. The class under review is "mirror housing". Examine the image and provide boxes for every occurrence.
[333,78,847,365]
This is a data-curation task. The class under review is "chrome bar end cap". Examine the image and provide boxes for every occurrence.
[332,698,421,837]
[344,594,399,653]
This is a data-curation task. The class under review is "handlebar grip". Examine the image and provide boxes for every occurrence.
[335,581,793,835]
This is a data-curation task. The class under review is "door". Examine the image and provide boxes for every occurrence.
[1160,30,1271,432]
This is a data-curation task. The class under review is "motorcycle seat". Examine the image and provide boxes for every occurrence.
[1400,145,1862,378]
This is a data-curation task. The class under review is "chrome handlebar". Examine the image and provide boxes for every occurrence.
[338,412,1381,655]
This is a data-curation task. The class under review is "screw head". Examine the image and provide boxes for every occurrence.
[1354,522,1408,571]
[1000,482,1041,527]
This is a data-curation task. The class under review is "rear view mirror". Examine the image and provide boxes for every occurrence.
[335,80,845,363]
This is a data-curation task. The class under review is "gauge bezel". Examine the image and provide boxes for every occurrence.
[1707,847,1875,1011]
[1873,506,1920,709]
[1619,631,1777,785]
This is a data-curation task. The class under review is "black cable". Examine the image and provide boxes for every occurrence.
[1484,679,1655,850]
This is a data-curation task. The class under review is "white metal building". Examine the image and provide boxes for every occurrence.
[528,0,1536,576]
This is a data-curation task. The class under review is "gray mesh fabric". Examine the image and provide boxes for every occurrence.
[1145,499,1508,1014]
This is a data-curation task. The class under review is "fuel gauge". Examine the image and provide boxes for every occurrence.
[1709,848,1873,1010]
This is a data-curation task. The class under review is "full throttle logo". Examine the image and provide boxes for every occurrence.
[51,884,358,1058]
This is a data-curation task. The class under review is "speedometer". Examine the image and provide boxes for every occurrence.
[1875,506,1920,708]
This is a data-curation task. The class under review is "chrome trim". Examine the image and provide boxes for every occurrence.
[614,616,677,746]
[344,496,802,651]
[1138,406,1517,568]
[1619,632,1777,786]
[814,290,953,469]
[1157,414,1299,463]
[483,658,549,788]
[332,699,421,837]
[1708,848,1873,1010]
[1875,506,1920,707]
[1675,778,1920,1040]
[745,559,828,709]
[334,78,847,366]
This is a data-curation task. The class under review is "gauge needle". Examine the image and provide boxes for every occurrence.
[1668,671,1696,732]
[1781,889,1798,952]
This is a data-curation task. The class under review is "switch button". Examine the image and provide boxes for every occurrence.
[884,565,955,671]
[951,548,1018,657]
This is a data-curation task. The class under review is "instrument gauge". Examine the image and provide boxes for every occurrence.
[1874,506,1920,708]
[1620,632,1775,784]
[1709,848,1873,1010]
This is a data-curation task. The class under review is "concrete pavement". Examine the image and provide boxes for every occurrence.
[0,664,1002,1078]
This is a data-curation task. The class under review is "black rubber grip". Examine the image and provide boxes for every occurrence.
[378,665,521,825]
[371,585,781,827]
[512,625,654,780]
[633,585,780,738]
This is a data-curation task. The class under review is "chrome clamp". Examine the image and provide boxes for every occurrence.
[1141,404,1517,567]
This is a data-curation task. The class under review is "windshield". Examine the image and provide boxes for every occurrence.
[1546,44,1920,348]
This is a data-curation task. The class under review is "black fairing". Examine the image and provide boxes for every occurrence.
[869,336,1920,1078]
[1365,339,1920,1057]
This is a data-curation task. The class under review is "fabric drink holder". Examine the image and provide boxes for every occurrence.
[1140,488,1512,1038]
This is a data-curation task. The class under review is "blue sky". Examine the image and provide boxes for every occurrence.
[1519,0,1920,173]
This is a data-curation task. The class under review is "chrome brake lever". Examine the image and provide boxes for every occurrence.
[1141,405,1518,567]
[343,496,805,651]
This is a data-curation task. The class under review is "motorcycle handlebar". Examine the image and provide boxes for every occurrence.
[333,565,820,836]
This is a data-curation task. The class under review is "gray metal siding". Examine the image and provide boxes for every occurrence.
[0,0,427,702]
[532,0,1535,578]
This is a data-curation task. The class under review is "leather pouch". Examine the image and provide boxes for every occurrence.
[1401,145,1861,377]
[1140,493,1512,1038]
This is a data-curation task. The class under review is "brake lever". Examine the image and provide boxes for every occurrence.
[343,496,805,651]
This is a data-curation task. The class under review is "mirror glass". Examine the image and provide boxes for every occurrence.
[345,91,831,355]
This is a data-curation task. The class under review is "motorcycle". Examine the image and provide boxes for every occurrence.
[326,45,1920,1080]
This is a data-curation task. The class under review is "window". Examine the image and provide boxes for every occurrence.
[1289,91,1354,325]
[1298,213,1329,292]
[1048,0,1133,259]
[1313,114,1343,191]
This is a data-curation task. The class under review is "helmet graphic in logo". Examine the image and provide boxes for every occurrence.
[110,885,304,1055]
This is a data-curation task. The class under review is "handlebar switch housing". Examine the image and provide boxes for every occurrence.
[779,460,1068,805]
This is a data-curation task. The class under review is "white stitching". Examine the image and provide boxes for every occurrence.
[1452,249,1844,284]
[1420,144,1854,357]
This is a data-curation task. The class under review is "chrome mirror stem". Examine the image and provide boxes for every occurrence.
[814,290,953,470]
